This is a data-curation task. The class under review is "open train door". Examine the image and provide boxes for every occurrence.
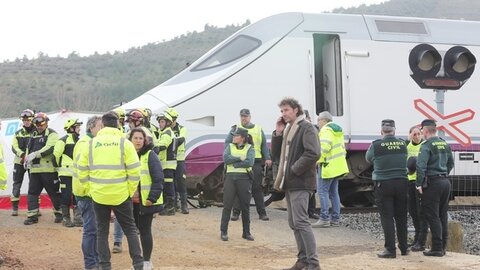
[313,34,375,207]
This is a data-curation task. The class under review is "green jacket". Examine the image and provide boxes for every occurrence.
[415,136,454,186]
[365,135,407,181]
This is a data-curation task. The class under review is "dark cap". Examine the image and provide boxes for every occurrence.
[239,108,250,116]
[381,119,395,127]
[421,119,436,128]
[232,128,248,138]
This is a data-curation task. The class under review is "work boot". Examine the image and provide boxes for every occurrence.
[180,193,189,214]
[411,243,426,252]
[377,249,396,258]
[61,205,75,228]
[73,206,83,227]
[24,216,39,225]
[11,201,19,216]
[54,212,63,223]
[423,249,444,257]
[230,212,240,221]
[259,214,270,221]
[112,242,122,253]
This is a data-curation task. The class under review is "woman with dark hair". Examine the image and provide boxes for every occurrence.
[220,128,255,241]
[128,128,164,270]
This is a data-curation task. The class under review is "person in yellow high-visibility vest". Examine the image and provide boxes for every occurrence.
[10,109,35,216]
[0,120,8,191]
[23,112,62,225]
[220,128,255,241]
[129,128,164,270]
[77,112,143,270]
[312,111,349,228]
[405,126,428,252]
[53,118,83,227]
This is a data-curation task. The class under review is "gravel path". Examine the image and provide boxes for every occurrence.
[340,210,480,255]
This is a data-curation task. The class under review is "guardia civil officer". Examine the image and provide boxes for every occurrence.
[416,119,454,257]
[365,119,408,258]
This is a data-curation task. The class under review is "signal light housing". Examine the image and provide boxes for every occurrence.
[409,44,476,90]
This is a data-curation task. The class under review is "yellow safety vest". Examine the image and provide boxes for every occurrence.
[157,128,177,170]
[407,140,423,181]
[226,144,253,174]
[0,144,7,190]
[28,128,59,173]
[72,135,92,197]
[11,127,33,165]
[77,127,141,205]
[238,123,262,159]
[140,150,163,205]
[318,122,349,179]
[173,124,187,161]
[53,133,78,177]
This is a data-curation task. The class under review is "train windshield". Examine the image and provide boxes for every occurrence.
[191,35,261,71]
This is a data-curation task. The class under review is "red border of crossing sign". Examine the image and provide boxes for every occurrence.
[414,99,475,147]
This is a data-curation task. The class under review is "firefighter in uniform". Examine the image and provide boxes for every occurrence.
[365,119,408,258]
[416,119,454,257]
[10,109,35,216]
[77,112,143,270]
[1,120,8,191]
[126,109,157,147]
[114,108,126,133]
[405,126,428,251]
[24,112,62,225]
[165,107,189,214]
[53,118,83,227]
[156,112,177,216]
[226,108,271,221]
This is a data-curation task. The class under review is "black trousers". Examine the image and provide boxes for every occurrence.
[374,179,408,253]
[27,172,61,216]
[421,177,450,251]
[60,176,74,206]
[233,161,266,216]
[221,175,252,235]
[407,181,428,245]
[11,163,28,201]
[133,203,154,261]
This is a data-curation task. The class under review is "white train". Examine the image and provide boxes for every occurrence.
[123,12,480,206]
[1,13,479,207]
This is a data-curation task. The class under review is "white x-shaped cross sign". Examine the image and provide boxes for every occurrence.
[414,99,475,147]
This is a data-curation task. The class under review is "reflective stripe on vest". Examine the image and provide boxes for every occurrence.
[239,124,262,158]
[140,150,163,205]
[226,144,252,174]
[407,141,423,181]
[319,123,349,179]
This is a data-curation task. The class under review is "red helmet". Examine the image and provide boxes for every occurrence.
[126,109,144,123]
[32,112,49,126]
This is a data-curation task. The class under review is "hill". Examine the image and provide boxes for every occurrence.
[1,0,480,117]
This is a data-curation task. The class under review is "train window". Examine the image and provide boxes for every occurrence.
[192,35,261,71]
[375,20,427,35]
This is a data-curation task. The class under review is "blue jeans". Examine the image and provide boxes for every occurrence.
[77,199,98,269]
[113,219,124,243]
[317,176,341,222]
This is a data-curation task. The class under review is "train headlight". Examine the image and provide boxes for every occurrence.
[409,44,476,90]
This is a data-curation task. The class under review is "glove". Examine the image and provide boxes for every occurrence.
[25,152,37,163]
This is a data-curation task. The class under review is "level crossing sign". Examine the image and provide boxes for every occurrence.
[414,99,475,147]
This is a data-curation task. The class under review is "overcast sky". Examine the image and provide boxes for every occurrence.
[0,0,386,61]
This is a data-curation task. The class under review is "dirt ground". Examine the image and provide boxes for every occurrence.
[1,206,479,270]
